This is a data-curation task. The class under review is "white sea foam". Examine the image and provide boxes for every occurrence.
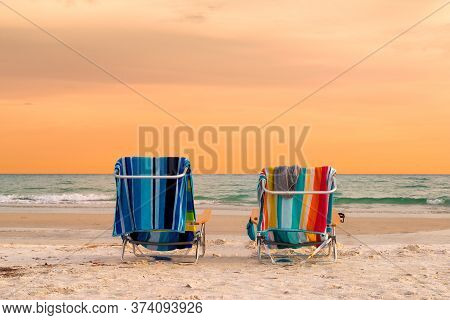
[0,174,448,210]
[426,198,445,205]
[0,193,114,205]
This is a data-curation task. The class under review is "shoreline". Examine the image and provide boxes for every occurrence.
[0,209,449,236]
[0,203,449,215]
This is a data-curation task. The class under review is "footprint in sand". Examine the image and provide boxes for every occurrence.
[403,244,421,252]
[245,241,256,249]
[0,266,25,278]
[212,239,226,246]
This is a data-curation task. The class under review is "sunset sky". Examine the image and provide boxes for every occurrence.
[1,0,449,174]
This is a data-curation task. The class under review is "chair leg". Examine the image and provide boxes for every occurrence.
[121,238,128,261]
[331,224,337,262]
[263,241,278,265]
[257,237,262,261]
[332,238,337,262]
[327,239,333,256]
[301,238,332,264]
[194,238,200,263]
[132,243,139,257]
[200,224,206,258]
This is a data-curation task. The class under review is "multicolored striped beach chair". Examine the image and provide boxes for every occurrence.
[248,166,343,264]
[113,157,211,263]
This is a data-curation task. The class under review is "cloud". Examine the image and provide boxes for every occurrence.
[0,0,448,92]
[0,102,33,106]
[183,14,206,23]
[0,26,338,88]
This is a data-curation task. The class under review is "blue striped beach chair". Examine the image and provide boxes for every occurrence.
[248,166,344,264]
[113,157,211,263]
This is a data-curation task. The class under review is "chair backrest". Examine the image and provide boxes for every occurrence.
[113,157,196,236]
[258,166,336,235]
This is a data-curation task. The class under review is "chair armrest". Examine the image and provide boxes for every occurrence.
[196,208,212,224]
[332,209,345,224]
[249,208,259,225]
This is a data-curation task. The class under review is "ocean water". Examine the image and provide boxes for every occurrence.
[0,174,448,214]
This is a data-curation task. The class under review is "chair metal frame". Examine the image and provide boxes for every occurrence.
[256,176,339,264]
[120,223,206,263]
[115,167,206,263]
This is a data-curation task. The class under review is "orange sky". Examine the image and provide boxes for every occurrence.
[0,0,449,174]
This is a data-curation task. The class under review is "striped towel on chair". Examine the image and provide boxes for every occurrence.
[113,157,196,237]
[257,166,336,246]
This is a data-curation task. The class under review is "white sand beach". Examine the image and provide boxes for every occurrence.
[0,209,449,300]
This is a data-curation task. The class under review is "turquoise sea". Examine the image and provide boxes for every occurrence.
[0,175,448,214]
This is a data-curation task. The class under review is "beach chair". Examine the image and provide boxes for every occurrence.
[113,157,211,263]
[248,166,344,264]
